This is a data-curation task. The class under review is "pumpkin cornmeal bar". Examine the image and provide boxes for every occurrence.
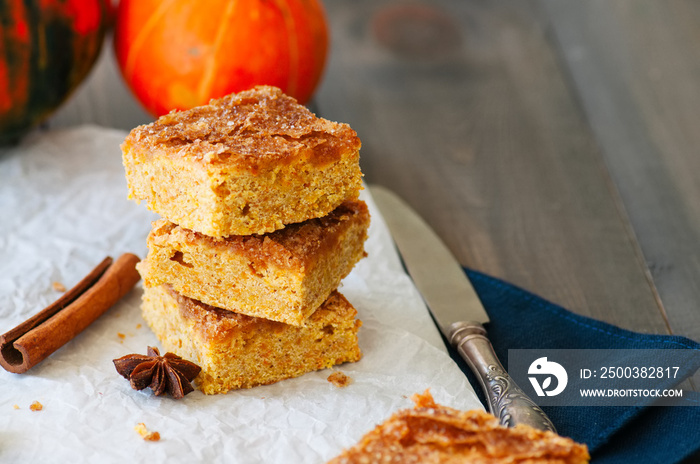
[121,85,363,237]
[141,285,362,395]
[327,390,589,464]
[136,200,369,326]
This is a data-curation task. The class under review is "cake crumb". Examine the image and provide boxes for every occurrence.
[327,371,352,388]
[135,423,161,441]
[29,401,43,411]
[13,404,20,410]
[136,324,142,329]
[117,333,126,342]
[52,282,66,292]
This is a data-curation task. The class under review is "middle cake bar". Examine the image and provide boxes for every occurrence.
[137,199,370,326]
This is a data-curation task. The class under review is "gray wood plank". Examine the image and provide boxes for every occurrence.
[539,0,700,344]
[317,0,668,333]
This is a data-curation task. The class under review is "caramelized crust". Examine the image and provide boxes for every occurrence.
[141,285,362,394]
[328,391,590,464]
[137,200,370,325]
[122,86,363,237]
[124,86,360,169]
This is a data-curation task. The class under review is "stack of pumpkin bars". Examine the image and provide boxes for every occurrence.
[121,86,370,394]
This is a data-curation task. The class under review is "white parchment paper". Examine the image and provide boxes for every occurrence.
[0,126,482,463]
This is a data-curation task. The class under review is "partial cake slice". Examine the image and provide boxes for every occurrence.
[141,285,362,395]
[122,85,363,237]
[137,200,369,326]
[328,391,589,464]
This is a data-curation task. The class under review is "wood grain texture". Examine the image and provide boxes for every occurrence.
[539,0,700,345]
[316,0,668,333]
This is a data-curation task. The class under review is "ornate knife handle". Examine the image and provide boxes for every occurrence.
[448,321,557,432]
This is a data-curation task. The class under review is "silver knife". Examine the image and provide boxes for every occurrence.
[370,185,556,432]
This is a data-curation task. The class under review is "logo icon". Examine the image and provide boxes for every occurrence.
[528,357,568,397]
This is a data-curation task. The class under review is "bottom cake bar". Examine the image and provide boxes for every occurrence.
[141,285,362,394]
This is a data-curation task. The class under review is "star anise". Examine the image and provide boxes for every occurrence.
[113,347,201,399]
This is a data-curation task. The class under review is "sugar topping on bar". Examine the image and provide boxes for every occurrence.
[125,85,360,168]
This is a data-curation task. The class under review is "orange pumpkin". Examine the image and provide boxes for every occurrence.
[0,0,109,145]
[113,0,329,117]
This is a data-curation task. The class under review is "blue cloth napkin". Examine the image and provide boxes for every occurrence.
[449,268,700,464]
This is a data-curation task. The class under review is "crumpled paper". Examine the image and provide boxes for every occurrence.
[0,126,482,463]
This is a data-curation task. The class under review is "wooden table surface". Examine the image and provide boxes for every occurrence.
[48,0,700,387]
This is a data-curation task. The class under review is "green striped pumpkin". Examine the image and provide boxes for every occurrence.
[0,0,110,145]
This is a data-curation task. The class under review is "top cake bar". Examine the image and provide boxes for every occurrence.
[122,86,363,237]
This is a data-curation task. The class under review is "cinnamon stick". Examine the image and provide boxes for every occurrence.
[0,253,141,374]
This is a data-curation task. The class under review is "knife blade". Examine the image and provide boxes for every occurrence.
[370,185,556,432]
